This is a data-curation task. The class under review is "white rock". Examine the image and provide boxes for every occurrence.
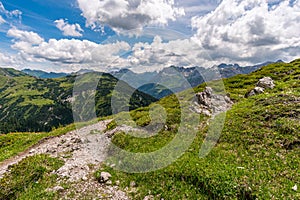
[256,77,275,89]
[253,87,265,94]
[99,172,112,183]
[130,181,136,187]
[46,186,64,193]
[106,180,112,185]
[143,195,154,200]
[292,184,297,191]
[29,149,36,154]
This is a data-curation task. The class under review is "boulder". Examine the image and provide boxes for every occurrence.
[256,77,275,89]
[245,87,265,97]
[193,87,233,116]
[245,77,275,97]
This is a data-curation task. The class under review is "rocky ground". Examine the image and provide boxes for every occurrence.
[0,120,130,199]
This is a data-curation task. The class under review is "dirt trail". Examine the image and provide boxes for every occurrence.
[0,120,130,199]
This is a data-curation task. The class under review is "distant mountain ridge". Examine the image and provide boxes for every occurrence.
[19,60,283,100]
[112,60,283,99]
[22,69,69,79]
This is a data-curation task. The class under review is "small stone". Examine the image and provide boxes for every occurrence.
[72,138,82,144]
[98,172,112,183]
[29,149,36,154]
[110,164,116,168]
[253,86,265,94]
[245,87,264,97]
[292,184,297,191]
[46,186,64,193]
[143,195,154,200]
[130,181,136,187]
[53,186,64,192]
[106,180,112,185]
[115,180,120,186]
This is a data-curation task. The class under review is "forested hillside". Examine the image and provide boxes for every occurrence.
[0,69,156,133]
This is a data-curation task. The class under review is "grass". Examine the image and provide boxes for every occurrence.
[19,98,54,106]
[96,59,300,199]
[0,124,76,163]
[0,154,64,200]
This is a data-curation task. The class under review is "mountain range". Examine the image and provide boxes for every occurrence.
[22,69,69,79]
[22,61,283,99]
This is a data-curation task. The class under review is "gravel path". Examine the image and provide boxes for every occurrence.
[0,120,130,199]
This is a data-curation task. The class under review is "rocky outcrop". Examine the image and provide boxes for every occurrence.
[256,77,275,89]
[245,87,265,97]
[191,87,233,116]
[246,77,275,97]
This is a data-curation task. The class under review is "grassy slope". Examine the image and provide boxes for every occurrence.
[0,68,74,133]
[99,59,300,199]
[0,69,156,134]
[0,154,64,200]
[0,60,299,199]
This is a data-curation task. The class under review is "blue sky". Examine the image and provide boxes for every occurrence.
[0,0,299,72]
[1,0,114,44]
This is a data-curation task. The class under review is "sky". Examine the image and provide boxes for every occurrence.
[0,0,299,73]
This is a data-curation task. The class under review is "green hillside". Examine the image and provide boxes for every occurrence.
[0,69,156,133]
[102,59,300,199]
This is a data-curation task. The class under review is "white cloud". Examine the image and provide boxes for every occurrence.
[0,15,5,24]
[0,52,21,67]
[77,0,185,35]
[0,52,13,65]
[55,19,84,37]
[0,1,22,20]
[6,27,205,73]
[123,36,212,72]
[7,28,131,71]
[5,0,300,75]
[7,27,44,44]
[191,0,300,64]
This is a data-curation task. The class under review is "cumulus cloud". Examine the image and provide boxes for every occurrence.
[55,19,84,37]
[191,0,300,64]
[77,0,185,34]
[7,27,44,44]
[0,52,21,67]
[124,36,212,72]
[6,27,206,72]
[0,52,13,65]
[0,1,22,21]
[5,0,300,74]
[7,28,131,70]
